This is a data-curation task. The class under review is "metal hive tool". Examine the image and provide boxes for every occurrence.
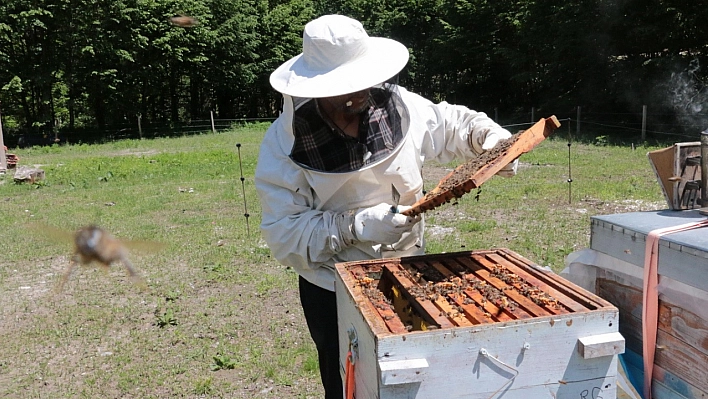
[401,116,561,217]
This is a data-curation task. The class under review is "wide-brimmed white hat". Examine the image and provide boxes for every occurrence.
[269,15,410,98]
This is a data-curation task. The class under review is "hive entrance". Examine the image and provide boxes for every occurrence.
[348,249,603,334]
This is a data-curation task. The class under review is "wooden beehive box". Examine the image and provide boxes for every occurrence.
[647,142,702,210]
[590,210,708,292]
[335,249,624,399]
[588,210,708,398]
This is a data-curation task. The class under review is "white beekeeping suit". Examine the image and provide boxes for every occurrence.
[255,16,515,292]
[254,14,518,399]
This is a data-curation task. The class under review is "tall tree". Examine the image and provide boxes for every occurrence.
[255,0,315,116]
[0,1,59,132]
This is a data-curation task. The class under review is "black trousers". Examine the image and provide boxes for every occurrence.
[299,276,343,399]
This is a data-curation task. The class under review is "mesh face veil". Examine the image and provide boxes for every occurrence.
[289,80,410,173]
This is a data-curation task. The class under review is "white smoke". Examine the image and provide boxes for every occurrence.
[667,59,708,130]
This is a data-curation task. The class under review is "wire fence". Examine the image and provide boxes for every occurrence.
[0,106,687,208]
[109,117,277,141]
[4,105,708,148]
[495,107,708,144]
[3,117,277,148]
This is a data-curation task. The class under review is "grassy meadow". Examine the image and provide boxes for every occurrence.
[0,122,666,398]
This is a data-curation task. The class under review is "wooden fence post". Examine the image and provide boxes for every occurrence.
[642,105,647,142]
[210,111,216,133]
[0,102,7,172]
[137,114,142,139]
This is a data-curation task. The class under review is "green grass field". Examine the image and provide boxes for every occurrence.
[0,123,666,398]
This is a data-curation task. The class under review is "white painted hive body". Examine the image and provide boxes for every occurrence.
[335,249,624,399]
[568,209,708,398]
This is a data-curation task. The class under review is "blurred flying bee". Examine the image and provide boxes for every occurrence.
[169,15,199,28]
[30,224,164,292]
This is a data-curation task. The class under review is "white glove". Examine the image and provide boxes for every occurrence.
[497,158,518,177]
[480,128,517,177]
[352,203,421,245]
[481,129,512,151]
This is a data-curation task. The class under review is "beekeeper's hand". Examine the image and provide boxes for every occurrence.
[496,158,518,177]
[469,125,511,152]
[351,203,421,245]
[478,128,517,177]
[481,128,512,151]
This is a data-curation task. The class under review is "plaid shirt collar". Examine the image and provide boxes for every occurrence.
[290,88,403,172]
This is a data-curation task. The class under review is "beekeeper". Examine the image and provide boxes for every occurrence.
[255,14,517,399]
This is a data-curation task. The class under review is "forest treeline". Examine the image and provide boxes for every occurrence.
[1,0,707,142]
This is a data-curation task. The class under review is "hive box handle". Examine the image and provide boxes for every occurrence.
[577,332,625,359]
[379,358,429,385]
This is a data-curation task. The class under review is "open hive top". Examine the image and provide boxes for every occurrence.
[336,249,615,335]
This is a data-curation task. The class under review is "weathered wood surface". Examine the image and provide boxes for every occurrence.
[597,278,708,396]
[623,348,705,399]
[647,142,703,210]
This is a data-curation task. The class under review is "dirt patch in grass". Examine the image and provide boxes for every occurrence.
[112,149,162,157]
[0,245,322,398]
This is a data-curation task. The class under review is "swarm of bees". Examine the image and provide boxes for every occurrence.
[31,224,164,292]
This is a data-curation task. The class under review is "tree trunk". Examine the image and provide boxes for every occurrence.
[189,69,199,119]
[170,63,179,122]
